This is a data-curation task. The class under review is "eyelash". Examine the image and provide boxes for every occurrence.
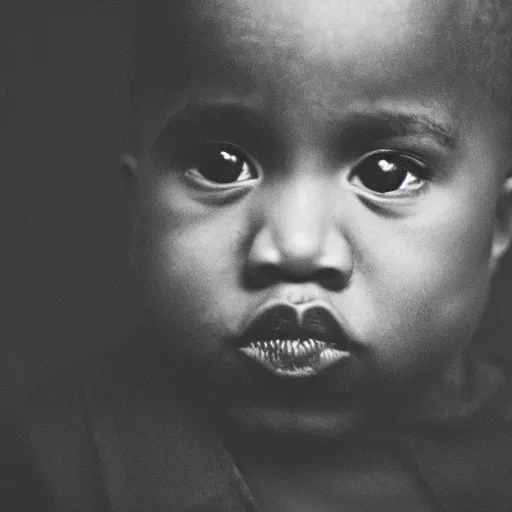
[346,149,432,197]
[182,141,260,189]
[175,140,433,198]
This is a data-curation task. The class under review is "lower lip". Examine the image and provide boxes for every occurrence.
[238,339,351,378]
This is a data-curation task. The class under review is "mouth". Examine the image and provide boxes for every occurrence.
[235,303,357,378]
[239,339,350,378]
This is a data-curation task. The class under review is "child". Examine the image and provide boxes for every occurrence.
[4,0,512,510]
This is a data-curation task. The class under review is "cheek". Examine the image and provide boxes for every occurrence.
[139,199,248,353]
[353,187,496,374]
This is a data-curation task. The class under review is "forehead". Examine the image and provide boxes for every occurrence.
[138,0,475,104]
[146,0,465,75]
[207,2,450,83]
[137,0,482,144]
[187,0,455,52]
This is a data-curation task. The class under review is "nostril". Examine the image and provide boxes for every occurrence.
[316,267,347,290]
[243,263,283,289]
[245,226,353,291]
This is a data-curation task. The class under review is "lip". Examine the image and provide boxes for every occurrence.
[234,302,358,378]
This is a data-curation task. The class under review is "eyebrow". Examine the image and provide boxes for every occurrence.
[338,110,460,150]
[152,99,279,159]
[160,99,267,132]
[158,100,460,151]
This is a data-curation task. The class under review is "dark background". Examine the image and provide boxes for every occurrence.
[4,2,135,399]
[3,2,512,400]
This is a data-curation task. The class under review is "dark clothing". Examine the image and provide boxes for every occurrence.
[2,344,512,512]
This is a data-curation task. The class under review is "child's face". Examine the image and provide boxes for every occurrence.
[133,0,512,435]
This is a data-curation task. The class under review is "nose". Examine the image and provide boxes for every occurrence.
[246,175,353,290]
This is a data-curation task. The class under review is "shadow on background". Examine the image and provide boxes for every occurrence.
[4,2,136,398]
[3,2,511,399]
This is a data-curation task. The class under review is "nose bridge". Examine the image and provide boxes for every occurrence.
[246,155,354,288]
[268,171,330,259]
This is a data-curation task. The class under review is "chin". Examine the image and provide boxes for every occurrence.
[225,404,365,439]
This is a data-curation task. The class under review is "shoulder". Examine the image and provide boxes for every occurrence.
[7,343,134,431]
[8,341,171,422]
[1,344,249,512]
[1,343,170,512]
[403,380,512,512]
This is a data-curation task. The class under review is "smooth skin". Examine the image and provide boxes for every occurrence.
[127,0,512,509]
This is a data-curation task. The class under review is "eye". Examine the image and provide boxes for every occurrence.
[185,141,259,186]
[349,151,429,195]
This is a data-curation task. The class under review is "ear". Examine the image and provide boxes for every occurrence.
[490,173,512,274]
[120,153,138,178]
[119,153,139,261]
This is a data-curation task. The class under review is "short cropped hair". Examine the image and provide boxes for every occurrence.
[465,0,512,120]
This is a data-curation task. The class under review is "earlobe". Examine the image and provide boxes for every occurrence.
[490,174,512,273]
[120,153,138,178]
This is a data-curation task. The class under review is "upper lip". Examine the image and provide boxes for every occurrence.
[234,301,360,351]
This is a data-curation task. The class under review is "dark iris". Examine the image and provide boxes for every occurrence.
[351,153,424,193]
[195,143,255,184]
